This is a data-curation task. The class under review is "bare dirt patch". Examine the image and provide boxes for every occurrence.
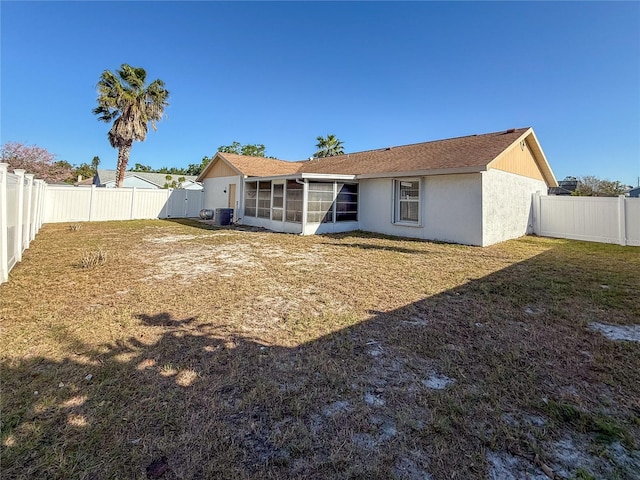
[589,322,640,342]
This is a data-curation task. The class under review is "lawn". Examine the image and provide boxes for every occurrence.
[1,220,639,480]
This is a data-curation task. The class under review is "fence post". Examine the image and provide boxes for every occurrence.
[36,181,46,231]
[32,180,42,239]
[0,163,8,283]
[618,195,627,246]
[130,187,137,220]
[532,191,542,235]
[24,174,34,249]
[31,179,38,241]
[88,185,96,221]
[14,169,25,262]
[166,189,173,218]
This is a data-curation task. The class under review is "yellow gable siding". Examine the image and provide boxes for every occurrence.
[201,158,238,179]
[489,139,545,181]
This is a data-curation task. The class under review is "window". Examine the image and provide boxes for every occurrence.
[257,181,271,218]
[286,180,303,223]
[306,182,358,223]
[307,182,334,223]
[244,181,257,217]
[336,183,358,222]
[247,179,358,224]
[395,179,420,224]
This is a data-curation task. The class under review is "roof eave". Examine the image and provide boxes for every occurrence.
[131,174,164,187]
[244,173,302,182]
[242,173,357,182]
[525,129,558,187]
[356,166,486,179]
[300,173,357,180]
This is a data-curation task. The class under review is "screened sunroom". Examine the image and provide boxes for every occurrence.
[241,175,359,234]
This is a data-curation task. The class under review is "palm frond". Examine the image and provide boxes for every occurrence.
[94,64,169,186]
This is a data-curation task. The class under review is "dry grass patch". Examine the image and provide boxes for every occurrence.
[1,219,639,479]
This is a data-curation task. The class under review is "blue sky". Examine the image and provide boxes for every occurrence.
[1,1,639,185]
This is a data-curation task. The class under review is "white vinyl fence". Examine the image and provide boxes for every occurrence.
[533,192,640,246]
[1,162,204,284]
[0,163,47,283]
[44,185,204,223]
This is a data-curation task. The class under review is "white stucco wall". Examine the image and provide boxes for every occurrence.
[242,216,303,234]
[358,174,484,246]
[303,221,359,235]
[202,175,241,212]
[482,169,548,246]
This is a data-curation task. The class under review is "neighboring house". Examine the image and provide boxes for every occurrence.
[628,187,640,198]
[93,170,203,190]
[197,127,558,246]
[75,177,96,187]
[548,176,578,195]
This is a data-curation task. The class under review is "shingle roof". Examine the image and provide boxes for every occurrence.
[97,170,199,186]
[202,127,556,186]
[298,128,531,176]
[217,153,301,177]
[75,177,95,186]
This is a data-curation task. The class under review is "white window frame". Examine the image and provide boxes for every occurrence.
[393,178,421,226]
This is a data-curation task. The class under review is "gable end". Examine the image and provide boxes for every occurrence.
[198,154,242,181]
[487,129,558,187]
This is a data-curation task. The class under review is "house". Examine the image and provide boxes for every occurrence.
[93,170,203,190]
[197,127,557,246]
[628,187,640,198]
[548,176,578,195]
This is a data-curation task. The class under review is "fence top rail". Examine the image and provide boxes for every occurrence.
[541,195,623,202]
[45,185,180,192]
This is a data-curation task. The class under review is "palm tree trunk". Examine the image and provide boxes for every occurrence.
[115,143,132,188]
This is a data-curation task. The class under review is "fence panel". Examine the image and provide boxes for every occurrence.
[185,190,204,217]
[626,199,640,246]
[5,172,19,272]
[44,186,93,222]
[132,189,172,219]
[164,189,186,218]
[92,188,135,221]
[535,193,639,246]
[1,163,47,284]
[22,175,33,250]
[161,190,204,218]
[43,186,203,223]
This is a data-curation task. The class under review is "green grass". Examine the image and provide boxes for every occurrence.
[1,220,639,479]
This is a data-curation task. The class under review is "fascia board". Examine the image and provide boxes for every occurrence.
[356,166,485,179]
[300,173,358,180]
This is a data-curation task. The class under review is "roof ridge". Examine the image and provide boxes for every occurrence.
[328,127,531,157]
[218,152,295,163]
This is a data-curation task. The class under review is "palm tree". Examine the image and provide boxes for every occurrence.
[314,134,344,158]
[93,64,169,188]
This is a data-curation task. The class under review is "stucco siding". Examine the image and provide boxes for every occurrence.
[359,174,483,246]
[303,221,359,235]
[482,169,547,246]
[202,175,241,211]
[242,216,302,234]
